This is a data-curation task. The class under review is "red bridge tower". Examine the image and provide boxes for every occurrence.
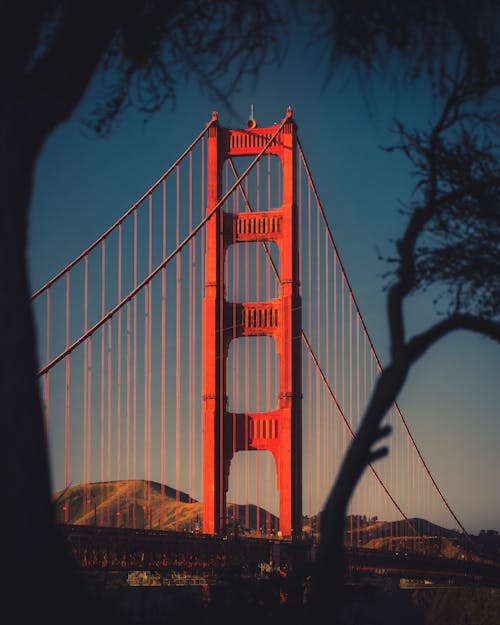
[202,109,302,538]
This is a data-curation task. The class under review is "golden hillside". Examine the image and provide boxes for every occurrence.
[53,479,278,533]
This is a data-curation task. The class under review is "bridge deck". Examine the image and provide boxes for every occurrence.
[59,524,500,587]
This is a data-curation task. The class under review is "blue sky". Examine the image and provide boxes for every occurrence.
[28,19,499,534]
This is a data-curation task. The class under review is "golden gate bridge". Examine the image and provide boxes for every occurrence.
[30,109,487,580]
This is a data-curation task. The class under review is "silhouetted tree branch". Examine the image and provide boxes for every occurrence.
[309,48,500,622]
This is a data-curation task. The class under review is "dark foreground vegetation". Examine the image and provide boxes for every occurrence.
[81,568,500,625]
[5,3,500,624]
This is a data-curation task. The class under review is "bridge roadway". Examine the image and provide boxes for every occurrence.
[59,524,500,587]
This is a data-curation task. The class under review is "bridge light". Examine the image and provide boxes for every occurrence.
[247,103,257,128]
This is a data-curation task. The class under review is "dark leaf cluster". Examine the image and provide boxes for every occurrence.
[386,64,500,319]
[300,0,500,91]
[86,0,286,135]
[3,1,285,138]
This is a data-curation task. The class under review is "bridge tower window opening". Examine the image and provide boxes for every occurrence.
[225,241,281,303]
[226,450,279,536]
[226,336,279,414]
[221,153,283,215]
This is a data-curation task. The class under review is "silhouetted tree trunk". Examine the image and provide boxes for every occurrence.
[2,9,128,623]
[2,3,282,623]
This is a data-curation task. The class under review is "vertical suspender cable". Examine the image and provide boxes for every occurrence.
[189,151,194,525]
[324,229,330,499]
[107,315,112,525]
[44,289,51,426]
[133,209,138,527]
[316,190,321,516]
[176,166,181,530]
[219,164,226,534]
[86,255,93,515]
[255,160,261,532]
[65,272,71,522]
[341,276,346,495]
[363,330,367,533]
[87,341,93,514]
[147,193,153,523]
[307,182,312,517]
[83,256,89,506]
[143,272,149,526]
[356,312,360,545]
[161,179,167,525]
[233,184,239,528]
[192,153,198,519]
[117,224,122,524]
[266,154,272,531]
[234,168,240,528]
[100,240,106,523]
[200,136,205,513]
[126,300,131,525]
[333,249,337,516]
[244,184,250,531]
[349,290,353,545]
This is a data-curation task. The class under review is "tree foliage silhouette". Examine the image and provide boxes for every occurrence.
[2,2,500,624]
[2,3,283,624]
[306,6,500,619]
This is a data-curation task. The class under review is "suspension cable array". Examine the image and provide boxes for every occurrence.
[31,111,468,549]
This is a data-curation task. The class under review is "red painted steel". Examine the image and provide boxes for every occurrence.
[202,109,302,538]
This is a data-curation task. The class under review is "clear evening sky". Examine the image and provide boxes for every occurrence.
[28,18,499,534]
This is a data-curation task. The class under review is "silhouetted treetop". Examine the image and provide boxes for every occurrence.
[302,0,500,91]
[89,0,286,134]
[382,64,500,321]
[6,1,500,142]
[3,1,285,138]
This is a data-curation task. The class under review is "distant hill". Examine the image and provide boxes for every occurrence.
[304,513,464,541]
[348,516,462,542]
[53,481,498,564]
[53,479,279,534]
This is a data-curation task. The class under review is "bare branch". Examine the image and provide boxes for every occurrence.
[407,314,500,362]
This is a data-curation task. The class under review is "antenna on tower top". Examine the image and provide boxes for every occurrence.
[247,104,257,128]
